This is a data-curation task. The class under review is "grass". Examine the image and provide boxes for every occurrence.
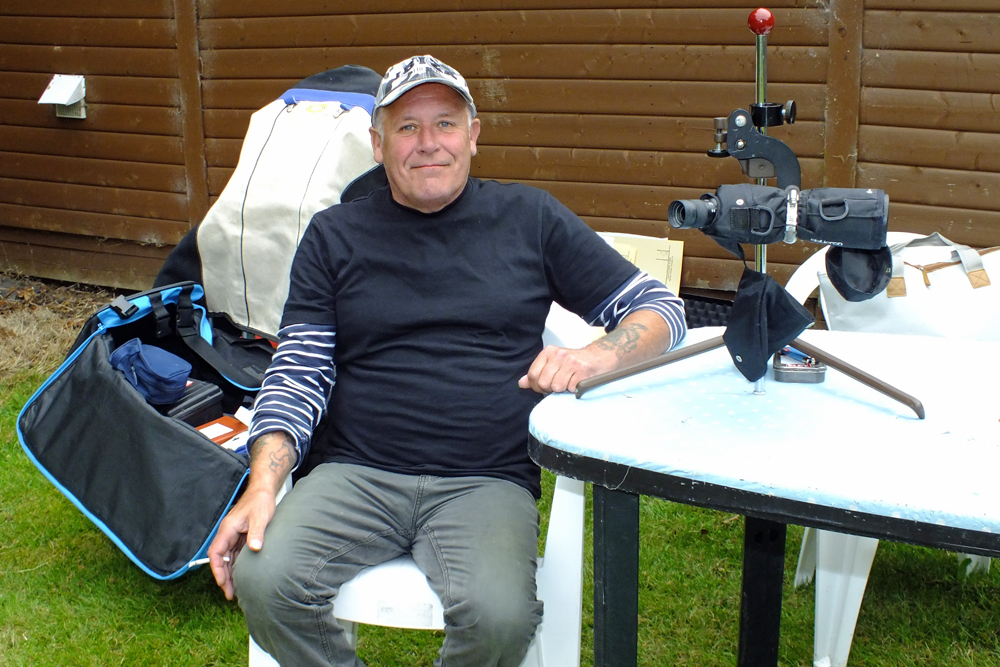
[4,368,1000,666]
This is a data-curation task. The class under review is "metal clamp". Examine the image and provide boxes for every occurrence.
[783,186,800,244]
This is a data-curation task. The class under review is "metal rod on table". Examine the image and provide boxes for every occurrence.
[791,337,926,419]
[575,336,726,398]
[751,10,772,396]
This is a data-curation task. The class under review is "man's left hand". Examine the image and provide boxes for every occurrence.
[519,310,674,394]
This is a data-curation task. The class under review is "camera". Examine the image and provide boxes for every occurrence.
[668,183,889,251]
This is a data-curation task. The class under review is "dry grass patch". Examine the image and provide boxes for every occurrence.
[0,272,121,381]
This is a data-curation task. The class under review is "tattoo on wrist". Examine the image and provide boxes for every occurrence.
[596,322,648,359]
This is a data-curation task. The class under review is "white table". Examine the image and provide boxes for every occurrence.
[528,327,1000,667]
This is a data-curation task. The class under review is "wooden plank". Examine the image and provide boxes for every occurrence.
[2,72,179,107]
[866,0,1000,9]
[0,99,182,136]
[0,177,189,221]
[201,0,821,18]
[861,88,1000,134]
[856,162,1000,213]
[203,108,824,156]
[579,216,674,240]
[884,202,1000,248]
[0,152,186,193]
[203,110,252,139]
[681,256,745,292]
[489,179,693,222]
[0,18,175,49]
[199,9,828,50]
[202,78,827,118]
[473,147,826,189]
[862,50,1000,94]
[0,45,179,78]
[0,126,183,164]
[1,0,172,18]
[202,44,829,83]
[0,203,189,246]
[822,0,863,187]
[858,125,1000,172]
[493,170,833,222]
[0,228,167,290]
[174,0,210,224]
[478,116,824,156]
[206,167,233,196]
[865,11,1000,53]
[473,147,743,188]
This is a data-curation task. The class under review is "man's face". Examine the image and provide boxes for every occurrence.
[370,83,481,214]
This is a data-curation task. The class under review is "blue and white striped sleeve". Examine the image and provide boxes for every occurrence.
[583,270,687,350]
[247,322,337,469]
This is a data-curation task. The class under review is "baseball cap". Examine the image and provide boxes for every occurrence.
[373,55,476,118]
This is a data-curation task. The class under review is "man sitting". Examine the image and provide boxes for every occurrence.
[209,54,686,667]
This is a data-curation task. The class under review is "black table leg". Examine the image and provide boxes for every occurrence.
[593,485,640,667]
[737,516,787,667]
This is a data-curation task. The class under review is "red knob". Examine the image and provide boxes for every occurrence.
[748,8,774,35]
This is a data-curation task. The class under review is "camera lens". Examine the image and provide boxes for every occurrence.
[668,196,718,230]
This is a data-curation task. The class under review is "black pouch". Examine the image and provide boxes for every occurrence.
[17,282,272,579]
[796,187,889,250]
[160,378,225,426]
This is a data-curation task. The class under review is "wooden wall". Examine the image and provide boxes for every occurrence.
[857,0,1000,249]
[0,0,997,292]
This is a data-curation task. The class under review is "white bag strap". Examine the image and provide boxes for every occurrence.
[887,232,989,297]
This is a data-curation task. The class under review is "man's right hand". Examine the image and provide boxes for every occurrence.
[208,484,277,600]
[207,430,298,600]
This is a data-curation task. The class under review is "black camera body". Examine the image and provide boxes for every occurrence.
[669,183,889,251]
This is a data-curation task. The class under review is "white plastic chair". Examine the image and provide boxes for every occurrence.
[248,303,595,667]
[784,232,991,667]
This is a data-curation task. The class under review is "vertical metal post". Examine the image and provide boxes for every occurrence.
[754,32,768,395]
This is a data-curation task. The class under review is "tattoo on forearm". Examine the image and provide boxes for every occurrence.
[596,322,648,359]
[249,433,296,475]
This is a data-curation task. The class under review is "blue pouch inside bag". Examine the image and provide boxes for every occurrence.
[110,337,192,405]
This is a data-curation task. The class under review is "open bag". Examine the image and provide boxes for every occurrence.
[16,65,385,580]
[17,282,273,579]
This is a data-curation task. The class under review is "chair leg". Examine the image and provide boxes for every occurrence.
[957,553,991,577]
[794,526,818,587]
[528,476,585,667]
[813,531,878,667]
[343,620,359,650]
[249,635,280,667]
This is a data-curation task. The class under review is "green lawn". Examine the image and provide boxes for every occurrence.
[3,369,1000,666]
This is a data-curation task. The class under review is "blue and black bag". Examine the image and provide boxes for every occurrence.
[17,65,386,581]
[17,282,273,579]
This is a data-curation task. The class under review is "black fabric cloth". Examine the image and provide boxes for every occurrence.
[282,178,638,496]
[292,65,383,94]
[825,245,893,302]
[723,267,815,382]
[154,225,202,288]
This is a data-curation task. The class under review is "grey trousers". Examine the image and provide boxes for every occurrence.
[233,463,543,667]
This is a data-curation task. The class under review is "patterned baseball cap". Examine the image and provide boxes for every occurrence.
[373,55,476,117]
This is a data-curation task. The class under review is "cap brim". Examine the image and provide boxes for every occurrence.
[376,77,475,111]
